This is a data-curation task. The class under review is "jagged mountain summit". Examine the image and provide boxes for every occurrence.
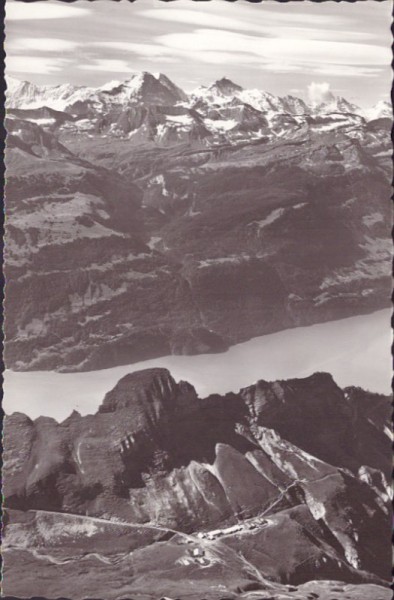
[190,78,310,116]
[309,88,360,116]
[6,72,391,148]
[197,76,245,97]
[6,71,187,111]
[3,369,392,599]
[6,73,389,142]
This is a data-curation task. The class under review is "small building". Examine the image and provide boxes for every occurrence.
[191,547,205,558]
[224,525,242,534]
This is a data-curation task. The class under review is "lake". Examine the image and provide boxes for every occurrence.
[3,309,392,422]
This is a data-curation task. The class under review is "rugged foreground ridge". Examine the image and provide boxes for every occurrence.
[4,73,392,371]
[3,369,392,599]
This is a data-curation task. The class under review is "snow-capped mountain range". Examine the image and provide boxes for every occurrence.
[6,72,391,145]
[7,72,389,117]
[6,72,187,112]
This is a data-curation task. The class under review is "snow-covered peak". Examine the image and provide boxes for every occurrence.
[5,76,43,107]
[362,100,392,121]
[99,79,122,92]
[313,95,361,116]
[190,78,243,106]
[5,75,24,92]
[6,71,187,113]
[191,79,307,116]
[209,77,243,95]
[191,81,283,114]
[238,89,284,113]
[281,95,309,115]
[82,72,186,107]
[5,77,95,111]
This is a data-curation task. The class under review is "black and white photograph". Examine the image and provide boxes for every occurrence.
[2,1,393,598]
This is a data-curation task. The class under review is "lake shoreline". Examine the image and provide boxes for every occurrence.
[3,309,391,422]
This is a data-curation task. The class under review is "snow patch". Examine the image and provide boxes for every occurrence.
[149,174,170,197]
[303,490,326,520]
[147,236,162,250]
[166,114,193,125]
[198,256,246,268]
[204,118,238,132]
[362,212,384,227]
[254,208,285,229]
[30,117,56,126]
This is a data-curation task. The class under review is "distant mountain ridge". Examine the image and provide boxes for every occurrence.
[6,72,390,120]
[6,72,186,110]
[6,73,391,149]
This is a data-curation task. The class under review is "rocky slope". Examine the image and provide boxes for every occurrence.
[3,369,392,598]
[4,74,392,371]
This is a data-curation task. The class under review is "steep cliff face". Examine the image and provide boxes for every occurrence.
[4,369,392,588]
[241,372,392,473]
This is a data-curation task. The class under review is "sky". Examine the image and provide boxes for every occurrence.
[5,0,393,107]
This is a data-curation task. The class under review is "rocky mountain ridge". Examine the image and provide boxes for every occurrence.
[4,72,392,371]
[5,73,392,147]
[3,369,392,598]
[7,72,390,120]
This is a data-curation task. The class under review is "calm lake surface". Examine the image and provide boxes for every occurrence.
[3,309,391,422]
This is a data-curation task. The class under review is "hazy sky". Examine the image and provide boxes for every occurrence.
[5,0,393,107]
